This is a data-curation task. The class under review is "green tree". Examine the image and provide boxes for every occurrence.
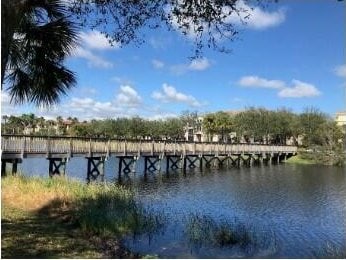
[202,111,234,142]
[202,113,217,141]
[162,118,185,140]
[6,116,24,134]
[299,107,327,147]
[2,115,9,134]
[234,108,263,143]
[1,0,78,106]
[270,108,297,145]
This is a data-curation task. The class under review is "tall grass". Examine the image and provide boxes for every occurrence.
[184,214,251,248]
[293,148,346,166]
[184,214,279,257]
[1,176,164,237]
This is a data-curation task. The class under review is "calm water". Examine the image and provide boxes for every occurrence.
[18,158,346,258]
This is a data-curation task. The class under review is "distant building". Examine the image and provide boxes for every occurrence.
[335,111,346,127]
[184,116,205,142]
[183,111,241,143]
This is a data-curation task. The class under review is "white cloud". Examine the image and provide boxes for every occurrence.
[248,7,285,30]
[63,97,120,119]
[110,76,134,86]
[148,113,179,120]
[1,86,193,120]
[35,87,142,120]
[224,0,286,30]
[169,64,189,75]
[115,85,142,107]
[79,31,120,50]
[238,75,285,89]
[188,57,210,71]
[71,30,119,69]
[335,64,346,78]
[278,80,321,98]
[238,76,321,98]
[73,47,113,69]
[152,83,202,107]
[170,58,211,75]
[148,36,171,49]
[152,59,165,69]
[1,91,18,115]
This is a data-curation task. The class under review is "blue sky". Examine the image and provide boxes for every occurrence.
[2,0,345,120]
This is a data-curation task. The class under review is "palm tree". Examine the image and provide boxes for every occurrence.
[1,0,78,106]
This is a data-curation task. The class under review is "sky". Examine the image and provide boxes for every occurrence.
[1,0,345,121]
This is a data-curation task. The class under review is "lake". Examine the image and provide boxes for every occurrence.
[18,157,346,258]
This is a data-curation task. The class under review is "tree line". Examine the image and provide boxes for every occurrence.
[2,108,344,150]
[202,107,344,149]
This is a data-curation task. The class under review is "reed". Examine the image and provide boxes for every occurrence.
[184,214,251,248]
[1,175,164,258]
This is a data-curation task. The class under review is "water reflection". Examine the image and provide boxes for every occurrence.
[123,164,346,258]
[17,158,346,258]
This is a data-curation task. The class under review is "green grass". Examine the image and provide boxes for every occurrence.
[285,155,316,165]
[286,147,346,167]
[1,175,163,258]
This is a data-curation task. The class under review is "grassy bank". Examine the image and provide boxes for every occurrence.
[1,176,162,258]
[285,154,316,165]
[286,148,346,167]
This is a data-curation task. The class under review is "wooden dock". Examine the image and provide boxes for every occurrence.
[1,135,297,181]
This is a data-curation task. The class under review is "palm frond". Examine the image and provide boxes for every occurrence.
[2,0,78,106]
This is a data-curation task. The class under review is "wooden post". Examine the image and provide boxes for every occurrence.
[144,156,148,174]
[1,160,7,176]
[118,157,123,179]
[249,154,253,167]
[199,155,203,170]
[69,138,73,157]
[151,141,154,156]
[12,159,18,175]
[48,158,67,177]
[182,156,187,174]
[117,156,135,177]
[269,153,273,164]
[144,156,160,173]
[86,157,105,183]
[166,156,170,174]
[138,140,142,157]
[46,137,51,157]
[88,138,92,157]
[106,139,111,158]
[21,137,26,158]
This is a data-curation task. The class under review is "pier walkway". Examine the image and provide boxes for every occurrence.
[1,135,297,182]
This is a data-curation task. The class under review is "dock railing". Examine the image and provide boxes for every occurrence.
[1,135,298,157]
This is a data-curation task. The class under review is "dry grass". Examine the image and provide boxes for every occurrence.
[2,176,73,212]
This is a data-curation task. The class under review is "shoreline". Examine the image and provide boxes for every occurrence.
[286,150,346,167]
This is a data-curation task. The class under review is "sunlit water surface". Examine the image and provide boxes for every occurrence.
[19,158,346,258]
